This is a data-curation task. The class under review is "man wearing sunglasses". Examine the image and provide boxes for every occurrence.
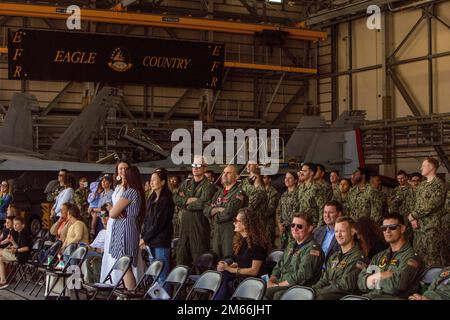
[358,213,424,299]
[264,213,324,300]
[173,156,217,266]
[46,169,68,203]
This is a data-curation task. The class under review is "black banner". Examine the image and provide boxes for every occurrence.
[8,29,224,89]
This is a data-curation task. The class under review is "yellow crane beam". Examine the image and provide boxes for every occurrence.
[0,3,327,42]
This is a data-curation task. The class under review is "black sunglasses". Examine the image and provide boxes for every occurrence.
[290,223,304,230]
[381,224,401,232]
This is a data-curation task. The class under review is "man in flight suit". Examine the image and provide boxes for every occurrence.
[205,165,245,259]
[358,213,424,300]
[173,156,217,266]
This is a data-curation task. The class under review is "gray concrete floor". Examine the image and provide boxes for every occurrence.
[0,278,46,300]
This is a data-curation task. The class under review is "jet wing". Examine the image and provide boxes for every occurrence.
[0,153,157,174]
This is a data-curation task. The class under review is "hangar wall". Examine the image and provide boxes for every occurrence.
[314,1,450,176]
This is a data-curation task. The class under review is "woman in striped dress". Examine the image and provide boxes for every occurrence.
[108,166,146,289]
[101,160,129,283]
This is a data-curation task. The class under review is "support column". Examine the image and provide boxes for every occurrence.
[381,10,394,169]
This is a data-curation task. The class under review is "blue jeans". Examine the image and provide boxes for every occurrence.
[149,247,170,285]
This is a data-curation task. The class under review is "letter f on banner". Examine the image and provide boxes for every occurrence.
[66,5,81,30]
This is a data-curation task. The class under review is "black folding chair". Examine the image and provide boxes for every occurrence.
[144,265,189,300]
[113,259,164,300]
[19,240,62,292]
[187,252,219,286]
[79,255,132,300]
[267,250,284,263]
[193,252,218,274]
[186,270,222,300]
[42,246,88,299]
[261,250,284,276]
[230,277,266,300]
[279,286,315,300]
[30,243,78,296]
[340,295,371,300]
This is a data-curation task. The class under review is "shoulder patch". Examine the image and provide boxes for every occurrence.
[310,250,320,257]
[441,271,450,278]
[407,259,419,269]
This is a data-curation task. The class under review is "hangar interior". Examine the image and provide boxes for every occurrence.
[0,0,449,178]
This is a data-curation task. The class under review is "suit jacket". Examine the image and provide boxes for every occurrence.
[313,225,340,264]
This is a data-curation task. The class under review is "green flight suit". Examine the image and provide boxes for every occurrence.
[265,185,279,247]
[422,267,450,300]
[173,177,217,266]
[411,177,447,267]
[358,242,424,300]
[347,184,383,225]
[265,237,324,300]
[277,187,299,249]
[313,244,368,300]
[297,181,322,227]
[205,183,245,259]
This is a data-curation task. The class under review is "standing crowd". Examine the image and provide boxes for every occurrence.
[0,155,448,299]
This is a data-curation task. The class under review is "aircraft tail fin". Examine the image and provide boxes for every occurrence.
[47,87,123,161]
[0,93,39,150]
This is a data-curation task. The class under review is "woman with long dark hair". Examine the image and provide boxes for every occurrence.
[101,160,130,283]
[108,166,146,289]
[354,217,388,259]
[214,207,269,299]
[141,168,174,284]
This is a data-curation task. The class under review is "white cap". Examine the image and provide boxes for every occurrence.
[192,155,206,168]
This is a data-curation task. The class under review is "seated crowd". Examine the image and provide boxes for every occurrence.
[0,155,448,300]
